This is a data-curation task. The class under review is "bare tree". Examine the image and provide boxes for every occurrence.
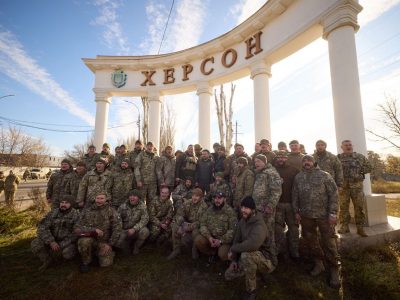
[214,83,236,154]
[367,96,400,151]
[141,96,149,144]
[64,134,94,165]
[159,102,176,152]
[118,135,138,151]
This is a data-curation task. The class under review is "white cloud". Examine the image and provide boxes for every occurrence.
[91,0,130,55]
[358,0,400,26]
[231,0,268,25]
[0,30,95,126]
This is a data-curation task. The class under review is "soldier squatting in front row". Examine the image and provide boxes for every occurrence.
[29,138,371,300]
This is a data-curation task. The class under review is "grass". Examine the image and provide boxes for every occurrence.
[372,180,400,194]
[1,207,400,299]
[387,199,400,217]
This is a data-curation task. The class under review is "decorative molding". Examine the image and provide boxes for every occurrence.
[250,61,271,79]
[196,82,212,96]
[93,88,112,103]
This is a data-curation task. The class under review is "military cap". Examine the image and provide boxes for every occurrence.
[302,155,315,162]
[237,157,248,166]
[316,139,327,146]
[275,151,288,158]
[103,143,110,148]
[76,161,87,167]
[60,194,75,204]
[61,158,72,166]
[215,172,224,178]
[289,140,299,145]
[129,189,142,199]
[96,158,107,165]
[241,196,256,210]
[215,191,226,198]
[254,154,267,164]
[194,144,202,150]
[278,141,287,148]
[213,142,221,148]
[121,158,130,165]
[260,139,270,145]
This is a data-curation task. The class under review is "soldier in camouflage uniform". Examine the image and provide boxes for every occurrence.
[167,188,208,260]
[116,190,149,255]
[225,197,274,300]
[110,158,134,208]
[156,145,176,191]
[76,158,112,207]
[252,154,282,267]
[62,161,87,208]
[46,159,73,209]
[233,157,255,212]
[292,155,340,288]
[4,170,20,208]
[99,142,115,169]
[207,172,232,206]
[224,143,252,185]
[313,140,343,187]
[74,192,122,273]
[337,140,372,237]
[194,191,237,262]
[134,141,158,207]
[82,145,99,171]
[274,151,300,259]
[128,140,143,169]
[0,171,5,196]
[253,139,276,168]
[287,140,305,171]
[172,177,194,210]
[175,145,198,181]
[31,195,79,271]
[148,186,174,243]
[111,144,128,171]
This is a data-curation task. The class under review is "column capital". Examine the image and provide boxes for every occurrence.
[250,61,271,79]
[321,0,362,40]
[93,88,111,103]
[147,89,162,103]
[196,82,212,96]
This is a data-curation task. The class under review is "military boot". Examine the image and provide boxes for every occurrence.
[310,259,325,276]
[167,248,181,260]
[338,224,349,234]
[329,266,341,289]
[356,226,368,237]
[132,239,145,255]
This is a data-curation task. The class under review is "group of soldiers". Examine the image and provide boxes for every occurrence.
[29,138,371,300]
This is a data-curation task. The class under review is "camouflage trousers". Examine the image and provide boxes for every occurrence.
[225,251,275,292]
[31,238,76,263]
[116,228,149,254]
[4,190,16,207]
[193,234,230,261]
[301,217,340,267]
[139,183,157,208]
[275,203,299,257]
[149,223,171,243]
[171,223,198,251]
[339,184,366,226]
[259,210,277,267]
[77,237,115,267]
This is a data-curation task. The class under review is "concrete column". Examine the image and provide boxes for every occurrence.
[147,90,162,151]
[251,61,271,143]
[197,82,212,150]
[323,1,372,195]
[93,90,112,150]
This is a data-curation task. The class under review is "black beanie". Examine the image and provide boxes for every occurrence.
[241,196,256,210]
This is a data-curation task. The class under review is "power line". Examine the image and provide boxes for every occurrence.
[157,0,175,55]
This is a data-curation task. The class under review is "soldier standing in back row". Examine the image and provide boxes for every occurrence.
[62,161,87,208]
[313,140,343,188]
[156,145,176,192]
[82,145,99,171]
[47,159,73,209]
[337,140,372,237]
[4,170,20,208]
[287,140,304,171]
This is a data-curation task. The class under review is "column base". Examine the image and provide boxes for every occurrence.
[348,194,387,226]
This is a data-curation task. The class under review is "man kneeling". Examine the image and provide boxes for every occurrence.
[74,192,122,273]
[225,197,275,300]
[116,189,149,255]
[31,195,80,271]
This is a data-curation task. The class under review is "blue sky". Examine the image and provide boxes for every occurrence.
[1,0,400,157]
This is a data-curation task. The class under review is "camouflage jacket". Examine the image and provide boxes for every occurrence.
[76,169,112,206]
[251,151,276,169]
[62,170,86,206]
[287,152,305,171]
[117,200,149,231]
[149,197,174,226]
[207,180,232,204]
[292,167,338,219]
[175,151,197,180]
[172,183,193,203]
[174,199,208,230]
[199,204,237,243]
[128,149,142,170]
[313,150,344,187]
[224,152,252,182]
[134,150,158,184]
[338,152,372,184]
[74,202,121,245]
[4,174,20,191]
[111,151,128,171]
[46,169,73,202]
[110,167,134,207]
[252,164,282,212]
[37,207,80,248]
[156,154,176,187]
[82,153,100,171]
[233,167,255,208]
[99,150,115,168]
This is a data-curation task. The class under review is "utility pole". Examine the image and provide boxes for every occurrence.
[233,120,243,144]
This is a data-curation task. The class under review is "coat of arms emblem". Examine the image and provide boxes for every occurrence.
[111,70,127,88]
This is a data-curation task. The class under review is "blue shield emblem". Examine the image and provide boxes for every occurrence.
[111,70,127,88]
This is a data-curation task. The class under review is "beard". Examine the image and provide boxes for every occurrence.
[213,202,225,210]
